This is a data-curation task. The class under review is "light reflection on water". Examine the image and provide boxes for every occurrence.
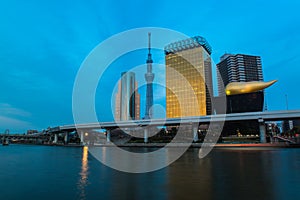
[77,146,89,199]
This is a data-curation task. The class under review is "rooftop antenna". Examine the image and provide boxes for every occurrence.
[147,32,153,64]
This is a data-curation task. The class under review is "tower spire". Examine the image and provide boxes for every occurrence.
[146,32,153,64]
[144,32,154,119]
[148,32,151,54]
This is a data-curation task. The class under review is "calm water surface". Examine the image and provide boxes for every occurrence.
[0,145,300,200]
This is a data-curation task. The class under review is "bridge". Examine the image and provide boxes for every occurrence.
[0,133,51,144]
[48,110,300,144]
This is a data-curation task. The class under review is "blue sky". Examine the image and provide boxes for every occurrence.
[0,0,299,133]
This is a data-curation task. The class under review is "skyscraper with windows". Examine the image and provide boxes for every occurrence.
[217,54,263,96]
[215,54,265,136]
[115,72,140,121]
[215,53,264,114]
[164,36,213,118]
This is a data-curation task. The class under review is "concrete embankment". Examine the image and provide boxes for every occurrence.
[91,142,300,148]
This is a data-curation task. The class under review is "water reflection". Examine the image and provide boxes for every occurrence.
[87,146,300,199]
[89,146,188,173]
[2,145,300,200]
[165,148,300,200]
[77,146,89,199]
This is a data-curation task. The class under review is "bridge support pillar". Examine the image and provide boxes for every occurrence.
[64,132,68,144]
[192,123,199,142]
[259,119,266,143]
[106,130,111,142]
[80,131,84,145]
[144,128,148,143]
[53,134,58,144]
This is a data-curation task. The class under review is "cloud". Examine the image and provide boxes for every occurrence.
[0,115,32,133]
[0,103,33,133]
[0,103,31,117]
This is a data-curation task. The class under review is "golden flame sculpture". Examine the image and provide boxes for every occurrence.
[225,80,277,95]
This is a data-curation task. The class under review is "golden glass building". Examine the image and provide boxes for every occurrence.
[165,36,213,118]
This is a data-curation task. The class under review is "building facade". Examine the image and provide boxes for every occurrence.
[215,54,265,136]
[217,54,263,96]
[215,53,264,114]
[115,72,140,121]
[165,36,213,118]
[214,91,264,114]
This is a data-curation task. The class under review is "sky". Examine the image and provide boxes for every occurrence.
[0,0,300,133]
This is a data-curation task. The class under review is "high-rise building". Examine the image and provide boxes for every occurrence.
[144,33,154,119]
[115,72,140,121]
[215,53,264,114]
[165,36,213,118]
[215,53,265,136]
[217,53,263,96]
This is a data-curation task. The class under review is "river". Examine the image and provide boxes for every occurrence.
[0,145,300,200]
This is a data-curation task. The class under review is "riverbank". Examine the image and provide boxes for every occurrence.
[89,142,300,148]
[7,141,300,148]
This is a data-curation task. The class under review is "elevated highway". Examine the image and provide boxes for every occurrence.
[49,110,300,144]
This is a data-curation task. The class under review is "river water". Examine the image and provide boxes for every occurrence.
[0,145,300,200]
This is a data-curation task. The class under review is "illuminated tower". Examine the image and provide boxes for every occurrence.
[144,32,154,119]
[115,72,140,121]
[165,36,213,118]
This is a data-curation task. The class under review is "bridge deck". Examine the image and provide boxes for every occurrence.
[49,110,300,132]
